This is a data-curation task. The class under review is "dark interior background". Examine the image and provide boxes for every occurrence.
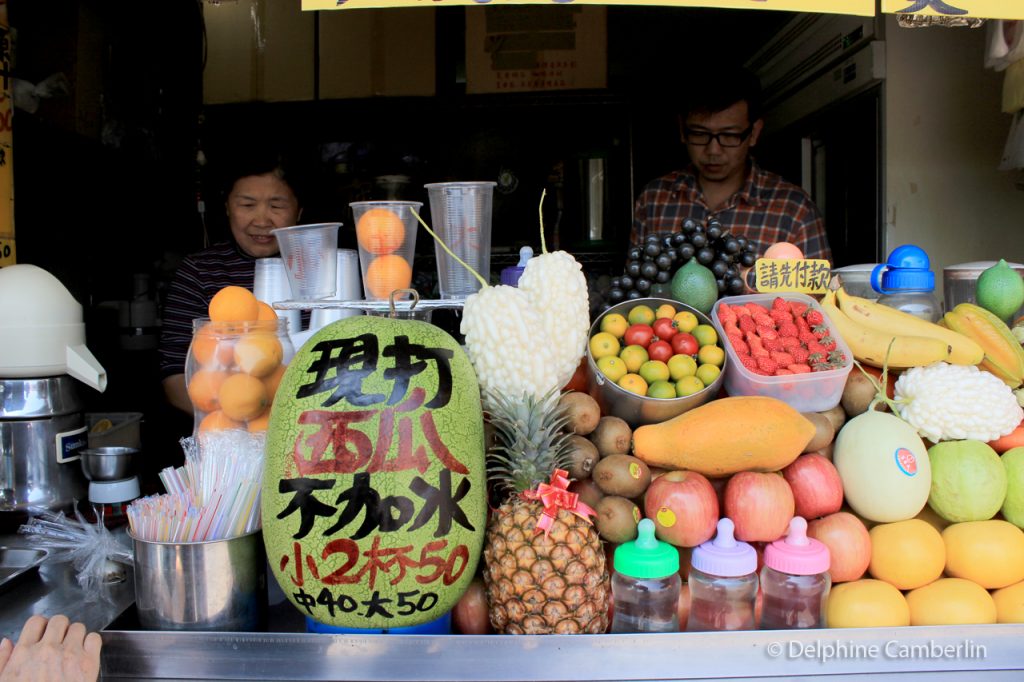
[8,1,834,472]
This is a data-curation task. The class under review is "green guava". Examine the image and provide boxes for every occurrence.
[1002,447,1024,529]
[927,440,1007,522]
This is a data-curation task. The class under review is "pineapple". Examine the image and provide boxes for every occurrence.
[482,389,611,635]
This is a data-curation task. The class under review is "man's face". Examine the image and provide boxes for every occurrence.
[682,100,763,186]
[227,173,301,258]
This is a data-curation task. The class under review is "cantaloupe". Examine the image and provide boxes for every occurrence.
[631,396,815,477]
[263,315,486,630]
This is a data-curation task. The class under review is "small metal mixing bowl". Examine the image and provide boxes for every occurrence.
[80,447,138,482]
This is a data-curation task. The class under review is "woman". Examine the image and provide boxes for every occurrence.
[158,151,304,415]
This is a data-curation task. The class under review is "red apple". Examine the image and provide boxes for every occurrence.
[647,340,674,363]
[624,323,655,348]
[676,545,693,582]
[652,317,678,342]
[677,582,691,631]
[807,511,871,583]
[724,472,794,542]
[451,578,492,634]
[671,332,699,356]
[782,453,843,520]
[644,470,719,547]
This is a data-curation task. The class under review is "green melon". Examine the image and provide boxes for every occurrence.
[263,315,486,630]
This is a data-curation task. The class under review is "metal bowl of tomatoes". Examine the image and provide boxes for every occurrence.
[585,297,726,428]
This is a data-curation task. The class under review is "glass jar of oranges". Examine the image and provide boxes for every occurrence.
[184,318,294,436]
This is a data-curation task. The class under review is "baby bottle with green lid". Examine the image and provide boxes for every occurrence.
[687,517,758,632]
[610,518,681,633]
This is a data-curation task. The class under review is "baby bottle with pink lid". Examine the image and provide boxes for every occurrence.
[687,517,759,632]
[760,516,831,630]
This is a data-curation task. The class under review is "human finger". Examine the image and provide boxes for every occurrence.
[63,622,87,652]
[16,614,48,645]
[41,614,70,644]
[83,632,103,682]
[0,637,13,674]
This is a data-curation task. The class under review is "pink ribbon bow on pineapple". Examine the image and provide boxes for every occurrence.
[520,468,596,536]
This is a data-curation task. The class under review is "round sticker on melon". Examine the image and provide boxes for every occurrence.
[262,315,486,630]
[894,447,918,476]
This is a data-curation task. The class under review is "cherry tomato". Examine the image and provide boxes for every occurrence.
[648,340,674,363]
[623,323,655,348]
[671,332,699,356]
[652,318,678,342]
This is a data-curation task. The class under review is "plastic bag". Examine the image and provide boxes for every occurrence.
[18,508,134,601]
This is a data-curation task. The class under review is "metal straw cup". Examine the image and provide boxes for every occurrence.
[424,181,495,299]
[131,530,267,631]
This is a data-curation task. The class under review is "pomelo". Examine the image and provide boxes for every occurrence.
[927,440,1007,522]
[906,578,997,626]
[670,259,717,315]
[992,580,1024,623]
[826,579,909,628]
[943,520,1024,589]
[1002,446,1024,528]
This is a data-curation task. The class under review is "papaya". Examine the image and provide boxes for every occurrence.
[263,315,486,630]
[631,396,816,477]
[944,303,1024,388]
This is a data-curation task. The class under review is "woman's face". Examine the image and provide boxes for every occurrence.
[226,173,301,258]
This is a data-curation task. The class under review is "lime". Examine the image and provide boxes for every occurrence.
[697,344,724,367]
[695,363,721,387]
[670,259,718,315]
[619,344,649,373]
[647,380,677,399]
[672,310,699,333]
[589,332,621,360]
[675,375,705,397]
[628,304,656,326]
[600,313,629,339]
[667,353,698,380]
[618,373,648,396]
[976,259,1024,323]
[638,360,670,384]
[597,355,628,382]
[693,324,718,347]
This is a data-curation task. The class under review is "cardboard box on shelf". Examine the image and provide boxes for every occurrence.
[465,5,607,95]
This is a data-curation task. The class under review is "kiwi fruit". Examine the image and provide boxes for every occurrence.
[589,415,632,458]
[595,495,640,544]
[592,454,651,498]
[841,370,884,417]
[800,411,836,453]
[564,435,600,480]
[569,477,605,511]
[819,404,846,434]
[559,391,601,435]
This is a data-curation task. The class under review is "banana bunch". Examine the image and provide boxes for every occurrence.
[819,289,971,370]
[944,303,1024,388]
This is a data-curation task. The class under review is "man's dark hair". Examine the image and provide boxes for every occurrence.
[679,65,763,124]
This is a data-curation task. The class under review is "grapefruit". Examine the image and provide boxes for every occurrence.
[669,259,717,315]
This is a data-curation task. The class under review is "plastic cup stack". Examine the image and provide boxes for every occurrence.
[253,257,302,339]
[271,222,341,300]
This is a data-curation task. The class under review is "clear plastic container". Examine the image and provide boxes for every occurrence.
[350,201,422,302]
[710,292,853,412]
[185,318,294,436]
[876,290,942,323]
[424,181,495,300]
[611,518,681,633]
[687,518,758,632]
[759,517,831,630]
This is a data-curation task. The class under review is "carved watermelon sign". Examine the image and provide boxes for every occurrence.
[263,315,486,630]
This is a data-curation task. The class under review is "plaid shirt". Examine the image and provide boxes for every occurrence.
[631,161,832,262]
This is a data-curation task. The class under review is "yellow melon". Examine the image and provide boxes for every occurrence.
[991,580,1024,623]
[906,578,997,626]
[826,579,909,628]
[868,519,945,590]
[943,520,1024,589]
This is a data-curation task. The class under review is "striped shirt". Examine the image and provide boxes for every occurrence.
[158,242,257,379]
[630,161,832,262]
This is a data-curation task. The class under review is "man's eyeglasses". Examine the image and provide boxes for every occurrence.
[684,125,753,148]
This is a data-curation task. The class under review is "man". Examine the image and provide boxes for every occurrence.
[158,150,304,415]
[631,66,832,262]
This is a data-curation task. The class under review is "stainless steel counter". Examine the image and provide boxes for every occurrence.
[3,531,1023,681]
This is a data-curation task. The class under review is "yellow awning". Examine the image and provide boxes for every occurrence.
[302,1,874,18]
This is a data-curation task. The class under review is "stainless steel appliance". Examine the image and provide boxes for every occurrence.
[0,265,107,520]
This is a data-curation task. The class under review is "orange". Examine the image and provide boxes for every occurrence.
[356,208,406,255]
[256,301,278,321]
[364,254,413,300]
[191,327,235,368]
[247,410,271,433]
[617,373,648,396]
[209,286,259,322]
[187,369,228,413]
[198,410,243,433]
[233,331,283,378]
[218,373,269,422]
[263,363,287,403]
[868,519,945,590]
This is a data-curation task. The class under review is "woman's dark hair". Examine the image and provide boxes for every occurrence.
[219,147,307,206]
[679,65,763,123]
